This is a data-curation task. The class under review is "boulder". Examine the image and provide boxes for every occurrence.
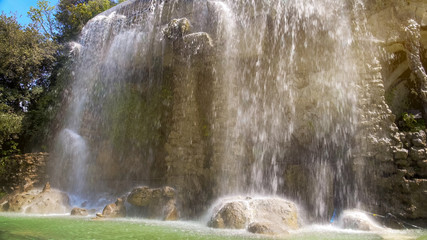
[163,199,179,221]
[127,186,179,220]
[71,207,88,216]
[412,138,426,148]
[338,210,384,231]
[182,32,214,55]
[163,18,191,40]
[42,182,51,193]
[0,186,71,214]
[409,147,426,161]
[208,197,298,234]
[247,222,289,235]
[394,148,408,160]
[102,198,126,218]
[127,186,162,206]
[208,201,248,229]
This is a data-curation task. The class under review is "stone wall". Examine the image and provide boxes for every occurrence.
[362,0,427,222]
[0,153,48,193]
[371,130,427,221]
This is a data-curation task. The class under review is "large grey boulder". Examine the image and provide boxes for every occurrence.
[208,197,298,235]
[127,186,179,220]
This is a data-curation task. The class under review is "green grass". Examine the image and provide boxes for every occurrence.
[0,215,425,240]
[0,215,251,240]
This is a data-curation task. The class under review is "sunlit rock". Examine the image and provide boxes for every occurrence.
[338,210,384,231]
[42,182,51,193]
[208,201,248,229]
[163,18,191,40]
[71,207,88,216]
[102,198,126,218]
[182,32,214,55]
[208,197,298,234]
[247,222,289,235]
[394,148,409,160]
[0,186,70,214]
[127,186,179,220]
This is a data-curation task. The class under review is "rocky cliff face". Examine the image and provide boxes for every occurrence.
[37,0,427,223]
[358,0,427,223]
[0,153,48,193]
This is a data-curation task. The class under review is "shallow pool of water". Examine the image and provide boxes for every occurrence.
[0,214,425,240]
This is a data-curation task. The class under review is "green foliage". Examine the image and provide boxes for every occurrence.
[0,14,57,112]
[401,112,426,132]
[28,0,56,38]
[0,104,22,157]
[0,14,58,157]
[0,191,6,199]
[67,0,113,29]
[56,0,114,42]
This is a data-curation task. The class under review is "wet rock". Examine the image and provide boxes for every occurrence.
[250,198,298,230]
[394,148,408,160]
[418,160,427,168]
[0,153,48,193]
[163,186,175,198]
[409,147,426,161]
[412,138,426,148]
[339,210,384,231]
[401,134,412,148]
[128,186,162,206]
[102,198,126,218]
[247,222,273,234]
[396,159,410,167]
[417,160,427,177]
[208,197,298,234]
[208,201,248,229]
[164,200,179,221]
[71,207,88,216]
[23,178,35,192]
[42,182,51,193]
[247,222,289,235]
[182,32,214,55]
[163,18,191,40]
[127,186,179,220]
[91,213,106,221]
[0,187,71,214]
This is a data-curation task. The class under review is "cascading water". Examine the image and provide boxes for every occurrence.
[207,0,362,219]
[51,0,371,220]
[50,1,169,205]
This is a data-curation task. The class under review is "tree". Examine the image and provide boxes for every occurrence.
[28,0,57,38]
[0,14,57,112]
[0,14,57,155]
[0,104,22,157]
[56,0,115,42]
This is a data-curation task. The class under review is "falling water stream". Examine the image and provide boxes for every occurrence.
[51,0,372,221]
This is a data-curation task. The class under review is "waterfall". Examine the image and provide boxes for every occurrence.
[211,0,362,219]
[50,0,371,220]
